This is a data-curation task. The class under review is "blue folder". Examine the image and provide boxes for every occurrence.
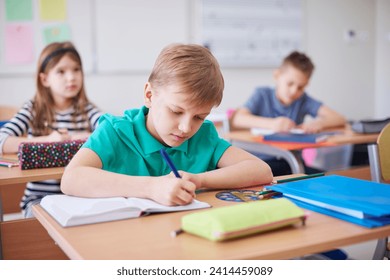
[269,175,390,228]
[263,131,334,143]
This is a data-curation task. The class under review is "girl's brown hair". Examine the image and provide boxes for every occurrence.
[33,41,90,135]
[148,44,224,107]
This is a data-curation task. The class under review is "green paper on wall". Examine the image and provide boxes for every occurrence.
[43,24,71,45]
[5,0,33,21]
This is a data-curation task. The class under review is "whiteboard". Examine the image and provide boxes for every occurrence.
[95,0,190,73]
[200,0,303,68]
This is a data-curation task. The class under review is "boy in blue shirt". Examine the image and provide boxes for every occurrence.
[61,44,273,206]
[233,51,345,133]
[232,51,349,260]
[232,51,346,176]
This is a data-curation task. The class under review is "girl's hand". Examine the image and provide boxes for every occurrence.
[150,174,196,206]
[70,132,91,141]
[45,130,71,142]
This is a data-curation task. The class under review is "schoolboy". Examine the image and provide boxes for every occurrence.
[232,51,346,133]
[231,51,346,176]
[231,51,349,259]
[61,44,273,206]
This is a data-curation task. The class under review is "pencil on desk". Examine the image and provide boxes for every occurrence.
[258,191,282,200]
[273,172,325,184]
[0,160,19,168]
[0,162,12,168]
[171,228,184,237]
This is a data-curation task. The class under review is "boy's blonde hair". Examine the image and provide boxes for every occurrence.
[33,41,91,135]
[148,43,224,107]
[281,51,315,78]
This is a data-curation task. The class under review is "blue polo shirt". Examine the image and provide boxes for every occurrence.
[244,87,322,125]
[83,106,231,176]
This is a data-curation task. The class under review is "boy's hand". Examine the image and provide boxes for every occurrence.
[150,175,196,206]
[272,117,296,132]
[178,171,202,190]
[300,121,324,133]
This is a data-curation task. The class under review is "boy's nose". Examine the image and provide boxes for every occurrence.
[178,119,191,134]
[290,87,300,96]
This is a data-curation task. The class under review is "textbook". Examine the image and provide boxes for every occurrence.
[263,131,331,143]
[268,175,390,228]
[40,194,211,227]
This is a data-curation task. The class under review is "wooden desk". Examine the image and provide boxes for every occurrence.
[32,182,390,260]
[0,154,64,220]
[225,129,378,174]
[0,154,64,259]
[0,166,64,186]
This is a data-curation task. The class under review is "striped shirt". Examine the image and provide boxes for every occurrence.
[0,100,102,215]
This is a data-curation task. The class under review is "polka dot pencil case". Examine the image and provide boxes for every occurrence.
[18,139,85,170]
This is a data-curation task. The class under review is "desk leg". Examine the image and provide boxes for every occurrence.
[0,192,3,222]
[0,193,3,259]
[367,144,381,183]
[230,140,304,174]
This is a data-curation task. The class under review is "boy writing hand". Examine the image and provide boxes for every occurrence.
[232,51,346,133]
[61,44,273,206]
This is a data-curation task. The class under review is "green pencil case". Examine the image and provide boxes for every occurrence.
[181,198,306,241]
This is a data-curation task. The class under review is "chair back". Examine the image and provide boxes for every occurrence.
[377,123,390,181]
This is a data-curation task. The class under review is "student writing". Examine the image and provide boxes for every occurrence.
[231,51,346,176]
[229,51,350,259]
[232,51,346,133]
[61,43,273,206]
[0,41,102,217]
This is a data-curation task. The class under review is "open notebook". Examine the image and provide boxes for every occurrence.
[41,194,211,227]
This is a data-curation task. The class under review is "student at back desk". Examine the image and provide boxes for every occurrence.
[0,42,102,217]
[231,51,346,176]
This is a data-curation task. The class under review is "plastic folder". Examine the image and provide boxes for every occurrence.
[268,175,390,228]
[263,132,332,143]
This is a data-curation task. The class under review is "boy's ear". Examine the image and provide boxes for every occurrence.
[144,82,153,108]
[39,73,49,87]
[273,69,281,81]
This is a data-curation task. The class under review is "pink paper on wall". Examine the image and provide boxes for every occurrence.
[5,24,35,65]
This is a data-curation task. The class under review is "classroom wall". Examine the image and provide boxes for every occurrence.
[0,0,388,120]
[375,0,390,119]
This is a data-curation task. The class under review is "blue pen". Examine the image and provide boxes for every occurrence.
[160,148,181,178]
